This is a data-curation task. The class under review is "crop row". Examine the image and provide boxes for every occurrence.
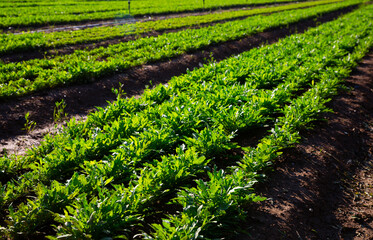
[0,0,339,55]
[0,1,82,8]
[1,3,130,18]
[1,0,299,28]
[0,0,363,99]
[1,4,372,238]
[2,1,151,18]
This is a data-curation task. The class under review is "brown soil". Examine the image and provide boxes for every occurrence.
[234,53,373,240]
[0,6,356,153]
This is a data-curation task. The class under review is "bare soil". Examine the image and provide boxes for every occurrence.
[235,53,373,240]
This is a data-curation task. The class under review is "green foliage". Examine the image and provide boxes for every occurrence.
[21,112,36,133]
[53,99,68,123]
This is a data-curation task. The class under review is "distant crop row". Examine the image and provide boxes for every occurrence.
[1,2,128,18]
[0,0,340,55]
[0,0,300,28]
[0,0,362,99]
[1,4,372,238]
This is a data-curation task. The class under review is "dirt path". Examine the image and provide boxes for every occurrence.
[234,52,373,240]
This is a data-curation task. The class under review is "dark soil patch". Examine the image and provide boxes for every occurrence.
[234,52,373,240]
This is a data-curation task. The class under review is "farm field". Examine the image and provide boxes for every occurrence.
[0,0,372,239]
[0,0,341,56]
[0,0,362,98]
[0,0,306,29]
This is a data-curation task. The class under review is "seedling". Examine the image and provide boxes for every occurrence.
[53,99,68,123]
[22,112,36,133]
[112,83,126,99]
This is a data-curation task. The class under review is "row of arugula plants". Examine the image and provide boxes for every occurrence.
[0,0,339,55]
[0,0,363,99]
[1,3,131,18]
[1,1,141,17]
[1,4,373,239]
[0,1,82,8]
[0,0,299,28]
